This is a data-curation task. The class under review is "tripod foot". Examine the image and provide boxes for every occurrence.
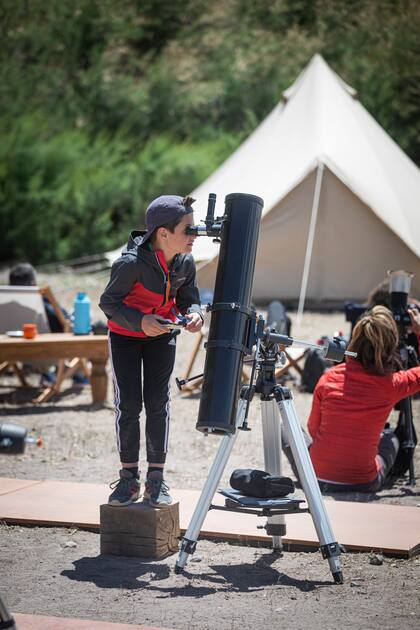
[333,570,344,585]
[174,563,184,575]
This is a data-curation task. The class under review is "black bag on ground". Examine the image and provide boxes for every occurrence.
[230,469,295,498]
[301,348,330,393]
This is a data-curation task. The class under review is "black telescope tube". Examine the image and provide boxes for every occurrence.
[196,192,263,435]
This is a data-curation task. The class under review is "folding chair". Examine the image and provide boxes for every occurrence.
[180,325,251,394]
[35,286,90,403]
[275,346,309,380]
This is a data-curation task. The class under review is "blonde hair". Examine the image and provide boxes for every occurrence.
[347,305,400,375]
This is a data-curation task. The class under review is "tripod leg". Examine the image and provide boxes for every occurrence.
[0,593,16,630]
[400,398,416,486]
[275,394,343,584]
[175,398,246,574]
[261,399,285,550]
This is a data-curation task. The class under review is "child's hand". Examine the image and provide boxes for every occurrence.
[185,313,203,333]
[141,314,170,336]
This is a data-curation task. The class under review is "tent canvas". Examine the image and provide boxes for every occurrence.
[196,165,420,303]
[189,54,420,303]
[105,54,420,304]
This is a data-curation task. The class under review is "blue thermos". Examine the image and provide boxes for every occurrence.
[73,292,91,335]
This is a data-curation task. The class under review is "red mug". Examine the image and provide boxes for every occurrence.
[23,323,37,339]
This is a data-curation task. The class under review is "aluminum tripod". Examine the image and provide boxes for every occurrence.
[0,594,16,630]
[175,352,344,584]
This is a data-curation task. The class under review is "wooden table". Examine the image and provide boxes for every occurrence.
[0,333,109,404]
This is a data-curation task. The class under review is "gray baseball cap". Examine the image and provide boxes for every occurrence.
[143,195,194,242]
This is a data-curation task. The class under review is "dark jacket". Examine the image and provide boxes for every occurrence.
[99,231,202,338]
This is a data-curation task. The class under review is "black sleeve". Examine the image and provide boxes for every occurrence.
[176,256,203,320]
[99,256,144,331]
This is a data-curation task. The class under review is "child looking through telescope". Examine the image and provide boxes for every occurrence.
[99,195,203,507]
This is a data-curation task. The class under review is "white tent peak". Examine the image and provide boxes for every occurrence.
[190,53,420,265]
[282,53,357,102]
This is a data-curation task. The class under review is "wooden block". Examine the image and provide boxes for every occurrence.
[100,501,180,559]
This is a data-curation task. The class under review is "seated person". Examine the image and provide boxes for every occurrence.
[307,305,420,492]
[8,263,68,332]
[346,277,420,356]
[8,263,87,387]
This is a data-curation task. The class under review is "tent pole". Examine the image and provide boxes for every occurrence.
[296,162,324,328]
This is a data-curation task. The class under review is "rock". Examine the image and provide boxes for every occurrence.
[63,540,77,548]
[350,580,362,587]
[369,553,384,566]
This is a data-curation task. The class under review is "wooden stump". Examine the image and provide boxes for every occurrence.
[100,501,180,559]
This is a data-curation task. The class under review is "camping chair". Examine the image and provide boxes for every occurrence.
[275,346,310,381]
[181,326,254,394]
[0,360,28,387]
[35,286,90,403]
[0,284,51,388]
[0,285,90,402]
[179,325,207,394]
[180,324,251,394]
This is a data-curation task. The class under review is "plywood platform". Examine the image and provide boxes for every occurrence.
[0,477,419,557]
[13,613,173,630]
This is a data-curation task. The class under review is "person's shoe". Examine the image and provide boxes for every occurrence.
[108,469,140,507]
[72,372,90,388]
[40,371,56,386]
[144,471,173,507]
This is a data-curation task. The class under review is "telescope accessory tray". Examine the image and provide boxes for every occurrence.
[214,488,307,517]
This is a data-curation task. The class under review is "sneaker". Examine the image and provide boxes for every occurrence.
[144,471,173,507]
[40,371,56,386]
[108,469,140,507]
[72,372,90,388]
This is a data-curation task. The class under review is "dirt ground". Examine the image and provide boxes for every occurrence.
[1,271,419,630]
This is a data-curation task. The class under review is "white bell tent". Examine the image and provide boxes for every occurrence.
[189,54,420,308]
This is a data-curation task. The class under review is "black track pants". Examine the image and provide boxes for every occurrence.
[108,331,176,464]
